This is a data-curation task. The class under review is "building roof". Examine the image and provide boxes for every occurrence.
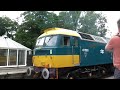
[0,35,31,50]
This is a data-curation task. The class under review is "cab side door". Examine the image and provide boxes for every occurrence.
[71,36,80,66]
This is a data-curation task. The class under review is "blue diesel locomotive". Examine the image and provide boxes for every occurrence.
[31,28,113,79]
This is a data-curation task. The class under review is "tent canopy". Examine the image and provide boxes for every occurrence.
[0,35,31,50]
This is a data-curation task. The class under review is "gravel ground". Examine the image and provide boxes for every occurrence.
[104,76,114,79]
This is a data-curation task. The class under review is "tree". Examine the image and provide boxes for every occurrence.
[15,11,108,49]
[96,13,107,37]
[15,28,37,49]
[57,11,81,30]
[15,11,58,49]
[57,11,108,37]
[79,11,99,35]
[0,16,18,39]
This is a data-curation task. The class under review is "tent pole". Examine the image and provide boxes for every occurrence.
[7,49,9,66]
[25,50,27,66]
[17,49,18,67]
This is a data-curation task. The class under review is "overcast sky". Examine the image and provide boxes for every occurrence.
[100,11,120,37]
[0,11,120,38]
[0,11,24,24]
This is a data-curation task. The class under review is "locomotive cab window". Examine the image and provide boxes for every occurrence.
[36,37,45,47]
[61,36,70,46]
[44,35,58,47]
[36,35,58,47]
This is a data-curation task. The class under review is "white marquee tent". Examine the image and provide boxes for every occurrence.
[0,35,31,67]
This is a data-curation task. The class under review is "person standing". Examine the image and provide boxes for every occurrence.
[105,19,120,79]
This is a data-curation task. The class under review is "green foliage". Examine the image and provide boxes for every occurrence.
[96,13,107,37]
[0,16,18,39]
[57,11,107,36]
[15,28,37,49]
[57,11,81,30]
[0,11,108,50]
[21,11,58,33]
[15,11,58,49]
[79,11,99,35]
[79,11,107,36]
[14,11,108,49]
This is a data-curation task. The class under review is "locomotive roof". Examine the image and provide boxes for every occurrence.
[78,32,110,43]
[38,28,110,43]
[38,28,80,38]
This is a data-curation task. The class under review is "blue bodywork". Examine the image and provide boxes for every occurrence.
[34,33,113,68]
[79,39,112,67]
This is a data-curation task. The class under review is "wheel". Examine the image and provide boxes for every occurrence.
[42,68,49,79]
[26,67,32,76]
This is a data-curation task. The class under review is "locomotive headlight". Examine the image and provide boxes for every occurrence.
[50,50,52,54]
